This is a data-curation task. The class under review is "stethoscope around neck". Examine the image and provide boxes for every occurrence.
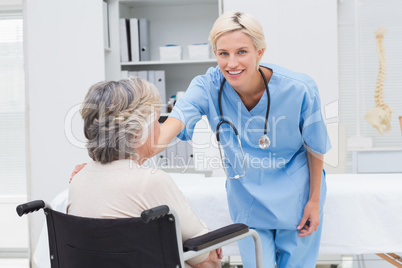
[216,68,271,179]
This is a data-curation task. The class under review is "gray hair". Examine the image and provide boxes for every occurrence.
[80,76,161,164]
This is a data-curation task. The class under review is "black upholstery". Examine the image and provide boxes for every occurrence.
[184,223,249,251]
[45,208,181,268]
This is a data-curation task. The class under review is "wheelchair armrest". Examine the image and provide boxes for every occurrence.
[183,223,249,251]
[141,205,170,223]
[16,200,46,217]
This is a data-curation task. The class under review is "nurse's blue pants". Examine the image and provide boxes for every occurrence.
[237,210,324,268]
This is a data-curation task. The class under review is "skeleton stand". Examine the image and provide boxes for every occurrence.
[364,26,392,134]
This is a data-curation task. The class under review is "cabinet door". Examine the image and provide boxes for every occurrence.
[223,0,338,110]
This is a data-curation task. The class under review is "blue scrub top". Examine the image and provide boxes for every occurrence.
[169,63,331,230]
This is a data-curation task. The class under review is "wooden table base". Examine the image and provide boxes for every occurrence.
[376,253,402,267]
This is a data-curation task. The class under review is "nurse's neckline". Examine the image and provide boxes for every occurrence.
[260,66,273,83]
[236,66,273,111]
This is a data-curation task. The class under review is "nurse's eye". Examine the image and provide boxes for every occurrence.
[219,52,229,56]
[238,50,247,54]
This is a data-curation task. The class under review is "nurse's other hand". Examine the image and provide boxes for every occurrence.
[69,163,87,183]
[297,200,319,237]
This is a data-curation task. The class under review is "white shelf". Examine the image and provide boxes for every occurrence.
[121,59,217,66]
[120,0,218,8]
[348,146,402,152]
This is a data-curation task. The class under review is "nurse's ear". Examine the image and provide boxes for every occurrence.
[256,48,265,69]
[257,48,265,59]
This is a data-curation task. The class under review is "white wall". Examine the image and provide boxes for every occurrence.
[0,196,28,251]
[0,0,22,7]
[24,0,105,263]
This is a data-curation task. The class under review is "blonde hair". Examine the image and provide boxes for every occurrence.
[209,11,266,52]
[80,77,161,164]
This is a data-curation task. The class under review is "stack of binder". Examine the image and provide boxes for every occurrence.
[119,18,150,62]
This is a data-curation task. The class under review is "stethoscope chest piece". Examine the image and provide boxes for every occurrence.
[259,135,270,149]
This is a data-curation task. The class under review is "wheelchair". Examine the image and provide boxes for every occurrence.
[17,200,263,268]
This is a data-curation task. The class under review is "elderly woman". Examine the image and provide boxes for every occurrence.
[67,77,221,268]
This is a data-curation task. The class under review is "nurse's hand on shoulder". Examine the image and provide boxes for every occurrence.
[297,200,320,237]
[69,163,87,183]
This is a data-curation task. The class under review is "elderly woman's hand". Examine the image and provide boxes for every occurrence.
[193,248,222,268]
[69,163,87,183]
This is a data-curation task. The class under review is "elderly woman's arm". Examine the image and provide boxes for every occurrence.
[192,249,222,268]
[144,171,221,268]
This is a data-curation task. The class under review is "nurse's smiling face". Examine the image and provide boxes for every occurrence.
[214,30,264,93]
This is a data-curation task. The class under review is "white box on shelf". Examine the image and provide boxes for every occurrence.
[188,44,210,60]
[159,45,182,61]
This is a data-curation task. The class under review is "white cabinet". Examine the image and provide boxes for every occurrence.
[351,148,402,173]
[105,0,222,100]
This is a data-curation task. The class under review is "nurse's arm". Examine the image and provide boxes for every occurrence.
[297,146,324,237]
[152,117,185,156]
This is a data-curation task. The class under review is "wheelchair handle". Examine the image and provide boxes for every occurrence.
[141,205,170,223]
[16,200,46,217]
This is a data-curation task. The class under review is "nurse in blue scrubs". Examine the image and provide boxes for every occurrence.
[156,11,331,268]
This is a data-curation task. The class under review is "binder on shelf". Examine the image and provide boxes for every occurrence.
[156,150,168,167]
[128,71,138,78]
[154,70,166,112]
[120,70,129,79]
[186,140,194,167]
[176,140,187,167]
[156,120,168,167]
[119,18,131,62]
[103,1,110,49]
[147,70,155,85]
[137,70,148,81]
[129,18,140,62]
[147,150,164,168]
[139,18,150,61]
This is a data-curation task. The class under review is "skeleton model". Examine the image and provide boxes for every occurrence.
[364,26,392,134]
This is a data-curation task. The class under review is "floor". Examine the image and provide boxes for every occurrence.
[0,255,397,268]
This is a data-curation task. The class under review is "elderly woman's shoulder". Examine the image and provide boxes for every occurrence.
[138,168,180,193]
[137,165,174,183]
